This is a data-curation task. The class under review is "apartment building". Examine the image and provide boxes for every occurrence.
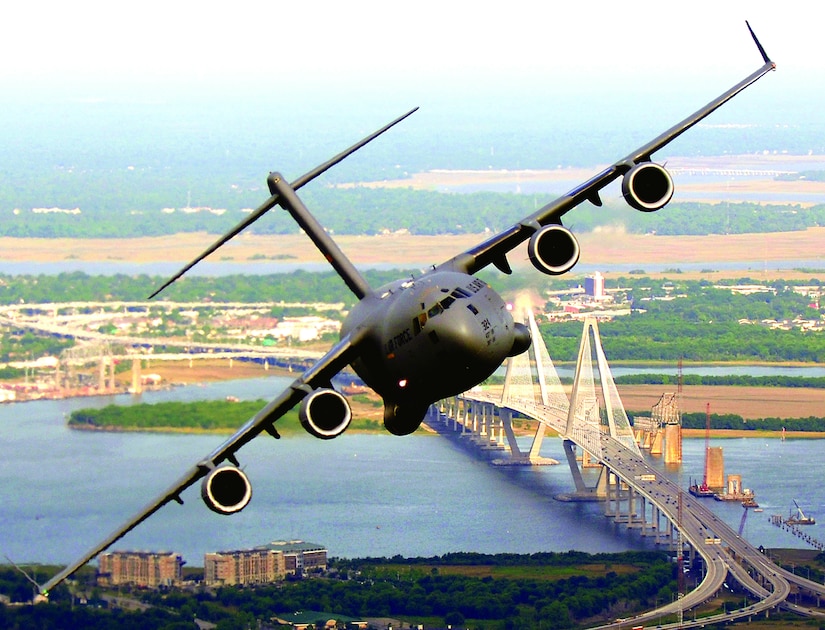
[204,540,327,585]
[204,547,286,586]
[97,551,183,587]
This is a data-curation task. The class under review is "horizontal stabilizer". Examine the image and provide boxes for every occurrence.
[148,107,418,299]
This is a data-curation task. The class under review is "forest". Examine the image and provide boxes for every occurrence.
[68,400,380,434]
[539,276,825,363]
[677,411,825,432]
[2,185,825,239]
[0,269,407,306]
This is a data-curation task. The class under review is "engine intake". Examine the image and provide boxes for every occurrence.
[201,465,252,515]
[621,162,674,211]
[299,388,352,439]
[527,224,580,276]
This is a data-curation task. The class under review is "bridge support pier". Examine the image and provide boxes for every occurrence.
[499,408,524,460]
[554,440,605,500]
[564,440,589,494]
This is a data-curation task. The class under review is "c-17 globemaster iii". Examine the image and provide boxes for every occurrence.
[38,22,775,597]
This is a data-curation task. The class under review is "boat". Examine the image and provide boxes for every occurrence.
[786,499,816,526]
[688,475,714,498]
[742,496,759,509]
[689,483,715,498]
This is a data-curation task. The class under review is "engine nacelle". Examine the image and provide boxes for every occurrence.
[621,162,674,212]
[299,388,352,439]
[527,224,580,276]
[201,465,252,515]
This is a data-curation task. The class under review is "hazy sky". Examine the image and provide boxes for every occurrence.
[2,0,819,96]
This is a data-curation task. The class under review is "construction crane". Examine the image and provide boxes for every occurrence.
[788,499,816,525]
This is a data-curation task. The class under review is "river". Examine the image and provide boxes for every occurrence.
[1,376,823,568]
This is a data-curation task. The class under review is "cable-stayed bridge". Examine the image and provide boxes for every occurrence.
[430,312,825,628]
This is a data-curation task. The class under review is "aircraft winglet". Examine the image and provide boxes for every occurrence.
[746,20,774,67]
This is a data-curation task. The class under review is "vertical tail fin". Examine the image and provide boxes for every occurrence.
[268,173,371,299]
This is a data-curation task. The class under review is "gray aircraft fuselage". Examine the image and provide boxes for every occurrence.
[342,269,525,414]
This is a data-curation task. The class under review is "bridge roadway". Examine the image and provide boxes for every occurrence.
[463,392,825,627]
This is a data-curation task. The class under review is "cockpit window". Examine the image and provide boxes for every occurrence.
[412,312,427,335]
[466,303,479,315]
[415,288,469,329]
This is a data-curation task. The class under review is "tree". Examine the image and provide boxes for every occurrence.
[539,600,574,628]
[444,610,465,627]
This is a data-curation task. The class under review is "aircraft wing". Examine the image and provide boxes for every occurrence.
[38,328,366,595]
[439,24,775,277]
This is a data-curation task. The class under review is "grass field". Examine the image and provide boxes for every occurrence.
[618,383,825,421]
[3,228,825,283]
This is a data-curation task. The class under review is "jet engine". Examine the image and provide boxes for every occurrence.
[299,388,352,439]
[383,402,427,436]
[621,162,674,211]
[201,465,252,515]
[527,224,580,275]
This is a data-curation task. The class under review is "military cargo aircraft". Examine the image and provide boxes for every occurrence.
[39,22,775,595]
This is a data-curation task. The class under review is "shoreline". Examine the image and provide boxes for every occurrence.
[51,360,825,438]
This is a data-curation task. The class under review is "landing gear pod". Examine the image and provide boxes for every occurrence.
[508,322,532,357]
[383,402,427,436]
[299,388,352,439]
[621,162,674,211]
[527,224,581,276]
[201,465,252,515]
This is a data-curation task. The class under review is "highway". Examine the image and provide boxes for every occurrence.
[0,301,327,362]
[591,434,792,628]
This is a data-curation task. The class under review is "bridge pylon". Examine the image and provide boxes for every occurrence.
[554,316,642,501]
[566,316,639,456]
[498,308,568,463]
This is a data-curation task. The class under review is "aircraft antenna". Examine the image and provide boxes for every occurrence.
[3,554,42,600]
